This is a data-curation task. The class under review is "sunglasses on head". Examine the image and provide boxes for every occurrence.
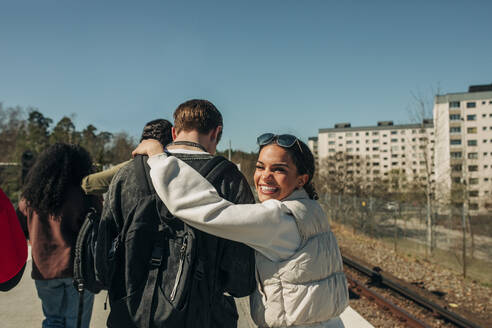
[257,133,303,153]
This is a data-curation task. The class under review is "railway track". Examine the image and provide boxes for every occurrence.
[342,252,483,328]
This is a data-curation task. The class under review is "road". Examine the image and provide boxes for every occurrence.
[0,255,368,327]
[0,258,255,328]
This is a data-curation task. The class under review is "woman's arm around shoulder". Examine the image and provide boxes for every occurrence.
[147,154,301,261]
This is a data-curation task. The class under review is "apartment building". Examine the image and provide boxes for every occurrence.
[314,120,434,188]
[308,136,318,162]
[433,84,492,213]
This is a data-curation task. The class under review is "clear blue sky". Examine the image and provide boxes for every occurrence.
[1,0,491,152]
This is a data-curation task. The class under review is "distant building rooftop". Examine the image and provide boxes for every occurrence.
[469,83,492,92]
[308,136,318,141]
[435,83,492,103]
[319,120,433,133]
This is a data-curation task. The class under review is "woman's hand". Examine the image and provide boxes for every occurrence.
[132,139,165,157]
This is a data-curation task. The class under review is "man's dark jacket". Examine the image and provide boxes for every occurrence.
[95,153,256,328]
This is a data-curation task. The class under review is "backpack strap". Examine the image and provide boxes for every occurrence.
[197,155,231,181]
[133,155,168,328]
[134,155,155,195]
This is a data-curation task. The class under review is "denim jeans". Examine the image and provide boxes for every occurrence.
[35,278,94,328]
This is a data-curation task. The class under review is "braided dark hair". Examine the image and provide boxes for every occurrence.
[140,119,173,146]
[21,143,93,217]
[259,137,319,200]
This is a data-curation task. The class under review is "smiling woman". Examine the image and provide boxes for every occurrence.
[254,144,309,201]
[133,134,349,327]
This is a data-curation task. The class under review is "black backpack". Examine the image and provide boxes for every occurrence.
[73,206,105,328]
[117,154,235,328]
[74,207,105,294]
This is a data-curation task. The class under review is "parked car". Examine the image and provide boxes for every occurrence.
[384,201,399,211]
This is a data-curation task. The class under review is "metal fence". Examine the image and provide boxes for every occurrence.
[319,193,492,266]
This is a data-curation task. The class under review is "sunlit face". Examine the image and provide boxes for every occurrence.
[254,144,309,202]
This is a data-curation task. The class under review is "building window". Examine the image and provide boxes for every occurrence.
[346,140,353,144]
[452,165,462,172]
[468,152,478,159]
[449,101,460,108]
[483,114,487,118]
[468,190,479,197]
[372,139,379,143]
[467,127,477,133]
[469,203,479,210]
[467,114,476,121]
[392,154,398,158]
[484,139,488,143]
[484,127,488,131]
[450,152,462,158]
[450,127,461,133]
[346,132,353,137]
[365,132,369,136]
[391,146,399,151]
[391,131,397,135]
[347,148,353,152]
[372,147,379,151]
[329,149,335,152]
[391,138,398,143]
[468,165,478,172]
[328,133,335,138]
[467,140,477,146]
[450,114,461,120]
[372,131,379,136]
[469,178,479,185]
[328,141,335,145]
[450,139,462,145]
[355,132,359,136]
[466,102,476,108]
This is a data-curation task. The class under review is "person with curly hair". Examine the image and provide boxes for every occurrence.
[17,143,101,328]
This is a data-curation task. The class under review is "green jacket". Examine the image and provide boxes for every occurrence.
[81,160,131,195]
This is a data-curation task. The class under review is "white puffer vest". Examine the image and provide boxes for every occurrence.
[250,190,349,328]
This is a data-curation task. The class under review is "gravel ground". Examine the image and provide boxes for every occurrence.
[333,223,492,327]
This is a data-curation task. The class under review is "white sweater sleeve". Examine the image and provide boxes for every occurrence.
[147,154,301,261]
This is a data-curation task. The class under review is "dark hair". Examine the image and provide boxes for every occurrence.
[259,138,318,200]
[21,143,93,216]
[21,150,36,185]
[173,99,223,143]
[140,119,173,146]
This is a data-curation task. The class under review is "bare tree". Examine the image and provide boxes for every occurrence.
[317,152,377,231]
[407,88,441,255]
